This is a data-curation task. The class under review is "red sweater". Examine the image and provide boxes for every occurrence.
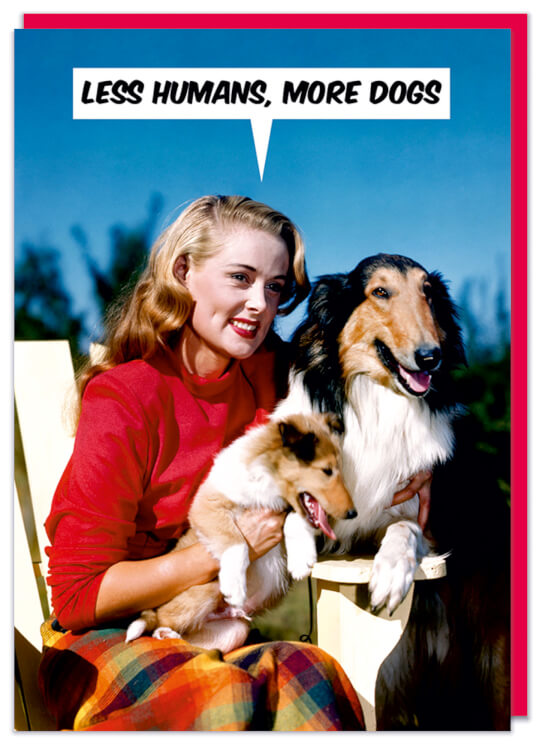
[45,345,279,631]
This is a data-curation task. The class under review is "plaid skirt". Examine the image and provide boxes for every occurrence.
[38,617,365,731]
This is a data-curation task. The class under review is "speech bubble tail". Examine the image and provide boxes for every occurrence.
[250,118,273,181]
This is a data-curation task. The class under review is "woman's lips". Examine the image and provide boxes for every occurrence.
[229,318,260,339]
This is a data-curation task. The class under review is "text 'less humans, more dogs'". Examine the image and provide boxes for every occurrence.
[126,412,356,653]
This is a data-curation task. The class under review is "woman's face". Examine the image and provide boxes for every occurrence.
[180,226,290,376]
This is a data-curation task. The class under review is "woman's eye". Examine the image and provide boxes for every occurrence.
[372,287,389,299]
[231,273,249,283]
[267,282,284,294]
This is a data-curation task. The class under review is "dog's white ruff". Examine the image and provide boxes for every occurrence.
[274,372,457,612]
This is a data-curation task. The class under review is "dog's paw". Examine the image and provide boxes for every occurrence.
[369,546,417,614]
[219,571,247,609]
[206,606,252,622]
[218,544,249,608]
[287,547,317,581]
[152,626,182,640]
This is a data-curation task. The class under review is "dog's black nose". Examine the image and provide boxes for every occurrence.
[345,509,358,519]
[415,347,441,371]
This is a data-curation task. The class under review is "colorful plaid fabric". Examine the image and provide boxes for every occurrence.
[38,617,364,731]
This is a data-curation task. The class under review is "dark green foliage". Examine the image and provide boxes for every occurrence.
[15,194,163,364]
[454,277,511,505]
[72,192,163,322]
[14,243,85,366]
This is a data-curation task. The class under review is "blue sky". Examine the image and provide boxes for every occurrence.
[15,27,510,345]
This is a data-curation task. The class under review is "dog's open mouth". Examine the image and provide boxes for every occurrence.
[299,492,337,540]
[375,340,432,397]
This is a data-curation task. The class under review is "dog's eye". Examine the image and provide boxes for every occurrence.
[423,282,433,302]
[322,467,334,476]
[372,287,389,299]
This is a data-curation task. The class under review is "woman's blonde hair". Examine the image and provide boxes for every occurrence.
[76,195,310,410]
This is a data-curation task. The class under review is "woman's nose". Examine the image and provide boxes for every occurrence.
[246,283,267,312]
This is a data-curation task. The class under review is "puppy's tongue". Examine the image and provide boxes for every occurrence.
[398,364,431,393]
[300,493,336,540]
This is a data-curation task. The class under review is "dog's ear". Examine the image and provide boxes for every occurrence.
[425,271,468,412]
[278,420,302,446]
[290,273,356,419]
[324,413,344,435]
[278,421,318,463]
[428,271,467,368]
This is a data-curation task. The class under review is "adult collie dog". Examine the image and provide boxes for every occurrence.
[126,412,356,653]
[275,253,465,612]
[275,253,510,729]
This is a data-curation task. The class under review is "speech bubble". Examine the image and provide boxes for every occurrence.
[73,68,450,180]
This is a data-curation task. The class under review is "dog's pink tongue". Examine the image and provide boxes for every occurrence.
[398,364,431,393]
[301,493,337,540]
[314,501,337,540]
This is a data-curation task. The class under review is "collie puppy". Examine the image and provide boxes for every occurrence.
[126,412,356,653]
[274,253,466,613]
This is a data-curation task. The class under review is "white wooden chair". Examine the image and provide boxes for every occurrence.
[14,339,446,732]
[311,553,446,730]
[14,340,77,730]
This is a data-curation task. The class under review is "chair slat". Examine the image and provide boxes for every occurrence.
[14,340,76,585]
[14,484,48,650]
[14,340,77,731]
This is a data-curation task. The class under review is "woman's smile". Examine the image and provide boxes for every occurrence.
[229,317,260,339]
[179,226,289,378]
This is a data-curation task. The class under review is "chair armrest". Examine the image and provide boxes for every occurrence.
[311,553,447,584]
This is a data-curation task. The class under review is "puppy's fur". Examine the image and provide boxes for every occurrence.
[275,253,510,729]
[126,412,355,653]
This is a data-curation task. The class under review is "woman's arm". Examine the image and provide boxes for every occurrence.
[94,508,287,624]
[390,470,433,530]
[94,541,220,623]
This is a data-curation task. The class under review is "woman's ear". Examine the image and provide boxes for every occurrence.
[173,254,190,283]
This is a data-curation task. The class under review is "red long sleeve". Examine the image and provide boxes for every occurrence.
[45,345,278,630]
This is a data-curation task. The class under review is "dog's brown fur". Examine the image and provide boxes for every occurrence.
[339,266,443,392]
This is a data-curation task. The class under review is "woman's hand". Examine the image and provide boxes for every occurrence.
[235,508,287,561]
[390,470,433,531]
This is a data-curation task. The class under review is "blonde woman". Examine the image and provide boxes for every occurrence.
[38,195,366,731]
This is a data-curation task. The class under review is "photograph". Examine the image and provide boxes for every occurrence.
[13,10,524,734]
